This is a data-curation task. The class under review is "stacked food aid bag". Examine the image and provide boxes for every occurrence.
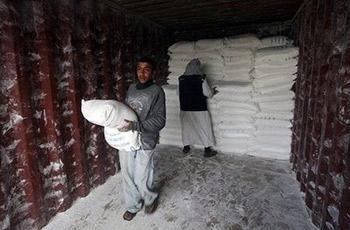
[167,41,196,85]
[163,34,298,159]
[213,82,257,154]
[211,35,260,154]
[251,42,298,159]
[160,85,182,146]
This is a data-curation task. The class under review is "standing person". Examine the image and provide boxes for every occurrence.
[178,58,217,157]
[117,56,166,221]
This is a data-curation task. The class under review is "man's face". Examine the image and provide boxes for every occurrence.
[137,62,153,83]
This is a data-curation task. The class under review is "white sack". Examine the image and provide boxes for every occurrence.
[195,38,223,51]
[253,111,294,120]
[254,119,292,128]
[168,41,195,53]
[253,66,298,77]
[259,100,294,112]
[81,99,140,151]
[223,34,261,49]
[252,90,295,103]
[259,36,293,48]
[254,127,292,137]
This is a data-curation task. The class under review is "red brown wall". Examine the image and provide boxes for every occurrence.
[0,0,169,229]
[291,0,350,229]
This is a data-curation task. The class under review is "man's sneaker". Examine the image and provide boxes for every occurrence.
[182,145,190,154]
[145,196,159,214]
[204,147,217,158]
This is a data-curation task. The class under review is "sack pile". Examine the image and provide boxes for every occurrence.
[251,46,298,159]
[163,35,298,159]
[159,85,182,146]
[213,82,257,154]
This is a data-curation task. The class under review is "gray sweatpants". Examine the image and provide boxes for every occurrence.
[119,149,158,213]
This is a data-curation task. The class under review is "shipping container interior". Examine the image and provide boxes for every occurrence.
[0,0,349,229]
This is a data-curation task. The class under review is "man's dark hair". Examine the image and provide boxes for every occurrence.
[137,56,156,70]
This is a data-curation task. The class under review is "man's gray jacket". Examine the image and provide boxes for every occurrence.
[125,83,166,150]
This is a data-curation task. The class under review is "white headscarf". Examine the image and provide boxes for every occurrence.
[183,58,202,76]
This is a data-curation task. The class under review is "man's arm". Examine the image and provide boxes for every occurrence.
[202,77,214,98]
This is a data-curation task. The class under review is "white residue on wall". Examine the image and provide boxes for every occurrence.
[14,217,36,230]
[39,142,56,152]
[66,123,73,128]
[60,72,71,81]
[63,110,73,117]
[63,35,73,54]
[332,174,344,191]
[44,174,67,188]
[2,112,24,135]
[1,78,17,95]
[9,187,26,215]
[43,109,47,125]
[327,205,339,223]
[324,138,332,148]
[16,202,32,214]
[61,61,72,69]
[43,159,64,175]
[5,139,21,153]
[0,215,10,230]
[0,1,8,11]
[318,185,326,194]
[86,146,97,156]
[309,181,315,189]
[44,190,63,199]
[0,150,13,165]
[0,104,8,117]
[33,110,42,119]
[66,138,75,147]
[62,101,72,111]
[58,81,69,89]
[28,52,41,61]
[32,91,47,101]
[38,71,45,80]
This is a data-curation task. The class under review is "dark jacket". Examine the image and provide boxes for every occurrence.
[178,75,208,111]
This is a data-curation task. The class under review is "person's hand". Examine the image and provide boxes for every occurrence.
[117,119,134,132]
[213,87,219,95]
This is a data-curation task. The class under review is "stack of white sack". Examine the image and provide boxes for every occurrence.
[159,85,182,146]
[213,81,257,154]
[251,45,298,159]
[81,99,140,151]
[222,48,254,82]
[167,41,196,85]
[222,34,261,83]
[223,34,262,50]
[194,38,225,83]
[167,39,225,85]
[259,36,293,49]
[166,35,298,160]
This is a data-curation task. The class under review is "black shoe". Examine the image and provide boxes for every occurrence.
[123,211,137,221]
[183,145,190,154]
[145,196,159,214]
[204,147,217,158]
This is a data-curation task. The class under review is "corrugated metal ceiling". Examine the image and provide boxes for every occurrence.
[106,0,304,30]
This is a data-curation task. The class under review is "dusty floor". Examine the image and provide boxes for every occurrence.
[43,145,316,230]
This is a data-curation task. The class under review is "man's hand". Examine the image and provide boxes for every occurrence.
[213,87,219,95]
[118,119,134,132]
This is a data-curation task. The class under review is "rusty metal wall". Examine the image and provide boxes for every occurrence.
[0,0,170,229]
[291,0,350,229]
